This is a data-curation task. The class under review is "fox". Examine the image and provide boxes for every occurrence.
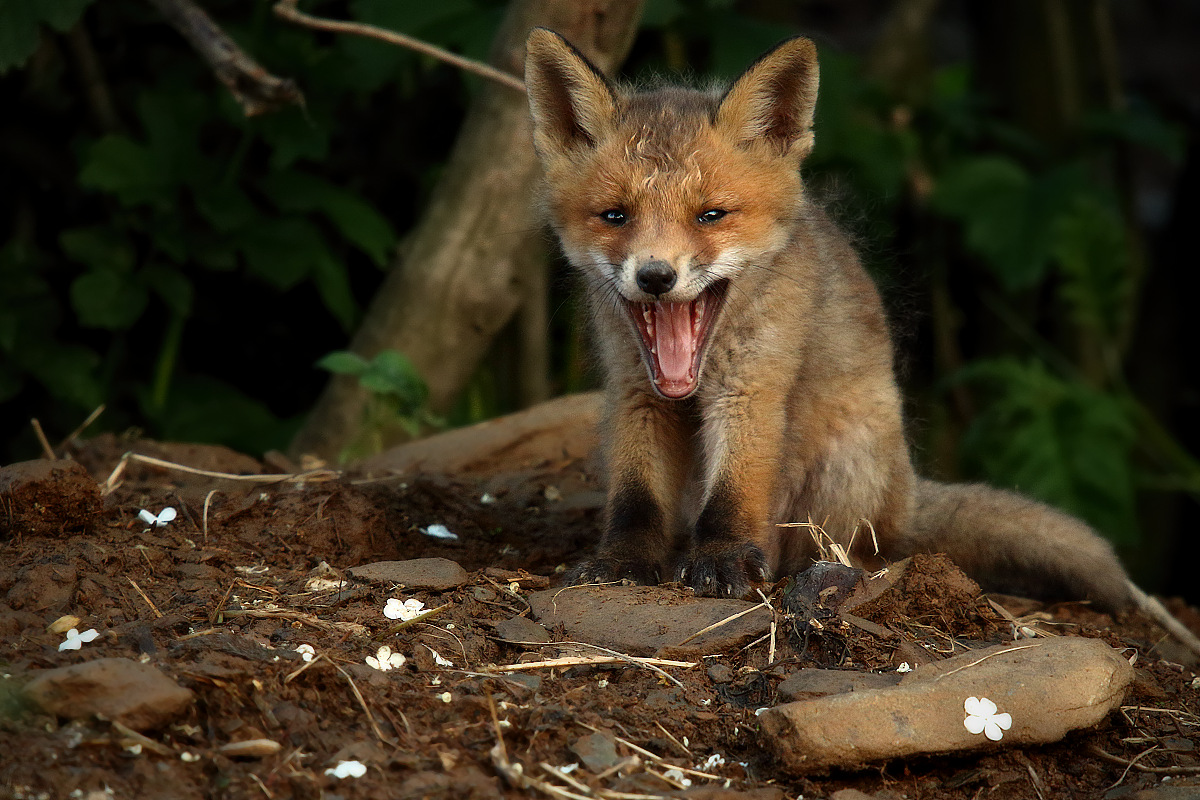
[523,28,1133,611]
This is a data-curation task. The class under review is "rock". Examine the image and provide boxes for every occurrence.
[0,459,100,539]
[218,738,283,758]
[23,657,195,731]
[527,585,772,658]
[494,615,551,644]
[6,561,79,612]
[776,669,901,702]
[355,392,601,478]
[1124,787,1200,799]
[760,637,1134,774]
[570,731,620,773]
[707,663,734,683]
[348,557,468,590]
[830,791,884,800]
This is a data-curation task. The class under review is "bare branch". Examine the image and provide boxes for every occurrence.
[146,0,304,116]
[272,0,526,94]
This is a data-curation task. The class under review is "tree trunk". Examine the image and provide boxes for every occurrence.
[288,0,644,461]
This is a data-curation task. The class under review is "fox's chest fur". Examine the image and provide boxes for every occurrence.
[525,28,1132,610]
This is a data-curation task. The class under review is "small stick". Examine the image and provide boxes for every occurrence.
[115,451,338,484]
[332,661,387,743]
[30,419,55,460]
[494,640,693,687]
[539,763,593,795]
[1089,743,1200,776]
[379,603,451,637]
[110,719,177,757]
[675,600,771,646]
[284,652,323,684]
[222,607,366,636]
[202,489,218,540]
[932,644,1039,681]
[1128,582,1200,661]
[576,723,722,781]
[59,404,105,449]
[128,578,163,619]
[653,721,690,757]
[147,0,303,116]
[493,655,694,672]
[272,0,525,94]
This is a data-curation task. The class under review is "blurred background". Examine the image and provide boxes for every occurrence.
[1,0,1196,601]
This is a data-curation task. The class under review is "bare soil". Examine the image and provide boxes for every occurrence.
[1,432,1198,800]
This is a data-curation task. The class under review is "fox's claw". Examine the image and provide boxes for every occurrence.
[566,557,659,587]
[677,543,768,599]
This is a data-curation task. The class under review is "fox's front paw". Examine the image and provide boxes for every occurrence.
[566,557,660,587]
[677,543,768,599]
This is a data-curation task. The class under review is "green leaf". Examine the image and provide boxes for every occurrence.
[1052,196,1130,340]
[0,0,93,74]
[60,226,135,273]
[954,359,1138,544]
[144,265,194,315]
[23,343,103,409]
[931,159,1090,290]
[317,351,370,375]
[236,218,325,289]
[149,375,297,455]
[260,171,396,264]
[79,135,167,206]
[195,183,258,233]
[40,0,94,32]
[70,270,148,330]
[311,249,359,331]
[360,350,428,413]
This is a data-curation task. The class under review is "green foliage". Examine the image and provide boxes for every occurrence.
[0,0,93,73]
[1,0,505,456]
[318,349,442,459]
[952,359,1137,543]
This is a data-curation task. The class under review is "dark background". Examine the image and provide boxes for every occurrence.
[2,0,1196,601]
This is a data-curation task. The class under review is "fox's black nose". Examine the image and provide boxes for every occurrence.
[636,260,677,296]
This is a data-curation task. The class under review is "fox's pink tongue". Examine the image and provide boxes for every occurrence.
[654,301,695,383]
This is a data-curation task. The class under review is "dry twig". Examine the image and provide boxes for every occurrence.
[272,0,525,93]
[146,0,303,115]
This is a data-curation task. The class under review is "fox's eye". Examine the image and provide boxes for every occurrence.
[599,209,627,226]
[697,209,728,224]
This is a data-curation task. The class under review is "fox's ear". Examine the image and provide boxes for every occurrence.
[716,37,819,158]
[525,28,619,158]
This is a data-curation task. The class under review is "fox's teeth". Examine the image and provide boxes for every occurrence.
[642,307,653,324]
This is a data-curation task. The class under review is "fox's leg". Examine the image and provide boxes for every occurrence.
[676,391,784,598]
[570,387,694,586]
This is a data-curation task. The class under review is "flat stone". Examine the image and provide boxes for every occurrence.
[776,668,902,702]
[23,657,195,731]
[494,615,551,644]
[707,663,734,683]
[0,459,100,539]
[527,585,772,658]
[348,557,468,590]
[570,731,619,773]
[760,637,1133,774]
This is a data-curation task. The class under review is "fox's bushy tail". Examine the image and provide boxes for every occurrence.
[895,479,1132,612]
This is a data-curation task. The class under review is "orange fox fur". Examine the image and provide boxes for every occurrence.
[524,28,1131,610]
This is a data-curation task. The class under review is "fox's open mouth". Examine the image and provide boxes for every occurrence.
[626,279,729,399]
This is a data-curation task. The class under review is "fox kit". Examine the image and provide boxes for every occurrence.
[525,29,1132,610]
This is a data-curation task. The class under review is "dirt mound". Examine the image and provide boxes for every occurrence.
[1,430,1198,799]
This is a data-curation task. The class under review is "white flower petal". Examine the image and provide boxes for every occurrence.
[156,507,177,524]
[964,715,986,735]
[992,712,1012,730]
[984,721,1004,741]
[78,629,100,643]
[138,510,157,525]
[422,524,458,541]
[325,760,367,779]
[977,697,998,716]
[384,598,405,619]
[964,696,983,715]
[365,656,383,671]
